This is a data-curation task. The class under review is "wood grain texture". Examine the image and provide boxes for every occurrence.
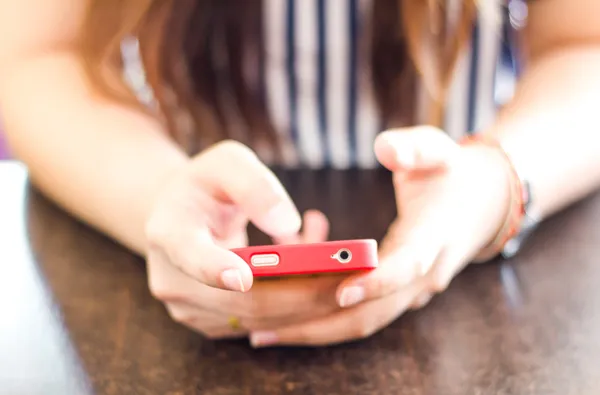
[2,162,600,394]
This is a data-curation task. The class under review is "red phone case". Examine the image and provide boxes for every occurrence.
[231,239,378,277]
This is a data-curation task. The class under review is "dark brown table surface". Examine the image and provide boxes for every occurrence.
[2,161,600,395]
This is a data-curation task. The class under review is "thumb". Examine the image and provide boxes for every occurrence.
[336,218,446,308]
[374,126,459,173]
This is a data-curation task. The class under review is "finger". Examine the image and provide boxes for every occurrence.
[427,248,470,293]
[167,297,339,340]
[195,140,301,238]
[410,292,433,310]
[336,239,443,308]
[300,210,329,243]
[146,222,253,292]
[204,201,249,249]
[335,214,446,308]
[221,274,343,323]
[148,255,342,326]
[374,126,458,172]
[249,278,427,347]
[273,210,329,245]
[175,300,338,335]
[165,302,247,340]
[207,202,249,243]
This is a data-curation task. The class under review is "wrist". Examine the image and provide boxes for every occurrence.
[460,144,515,258]
[460,134,531,261]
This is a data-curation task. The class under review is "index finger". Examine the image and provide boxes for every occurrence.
[145,190,254,292]
[194,140,302,238]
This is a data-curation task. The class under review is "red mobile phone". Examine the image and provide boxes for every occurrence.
[231,239,378,278]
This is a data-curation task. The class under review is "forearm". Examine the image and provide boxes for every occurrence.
[0,52,188,254]
[489,46,600,219]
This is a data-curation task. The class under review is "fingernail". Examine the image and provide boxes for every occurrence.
[261,202,302,236]
[339,286,365,308]
[250,331,279,348]
[221,269,246,292]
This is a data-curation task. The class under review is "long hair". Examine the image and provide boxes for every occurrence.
[78,0,478,155]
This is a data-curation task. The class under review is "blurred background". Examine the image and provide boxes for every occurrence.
[0,35,517,164]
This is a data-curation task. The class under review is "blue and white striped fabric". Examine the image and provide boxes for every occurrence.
[263,0,378,168]
[122,0,522,169]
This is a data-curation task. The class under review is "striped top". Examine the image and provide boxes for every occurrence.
[122,0,526,169]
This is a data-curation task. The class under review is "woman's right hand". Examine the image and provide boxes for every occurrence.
[144,140,338,339]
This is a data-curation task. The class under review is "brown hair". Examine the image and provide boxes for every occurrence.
[79,0,477,156]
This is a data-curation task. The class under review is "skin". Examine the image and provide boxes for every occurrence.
[1,0,600,346]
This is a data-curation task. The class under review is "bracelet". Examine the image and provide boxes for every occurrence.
[460,134,527,261]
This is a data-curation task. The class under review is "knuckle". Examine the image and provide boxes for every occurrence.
[147,263,185,303]
[148,277,180,302]
[147,278,166,300]
[411,293,432,309]
[166,306,194,325]
[214,139,257,161]
[429,267,453,293]
[348,313,378,340]
[145,216,166,247]
[420,294,432,307]
[353,322,376,340]
[430,277,449,293]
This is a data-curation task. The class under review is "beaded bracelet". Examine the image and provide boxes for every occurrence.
[460,134,527,262]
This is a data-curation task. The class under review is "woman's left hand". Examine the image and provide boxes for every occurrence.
[250,126,513,347]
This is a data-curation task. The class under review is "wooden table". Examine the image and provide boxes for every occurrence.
[2,161,600,395]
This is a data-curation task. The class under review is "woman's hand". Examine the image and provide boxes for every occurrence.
[145,140,339,339]
[249,127,512,347]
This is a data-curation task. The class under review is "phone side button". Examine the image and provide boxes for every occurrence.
[250,254,280,267]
